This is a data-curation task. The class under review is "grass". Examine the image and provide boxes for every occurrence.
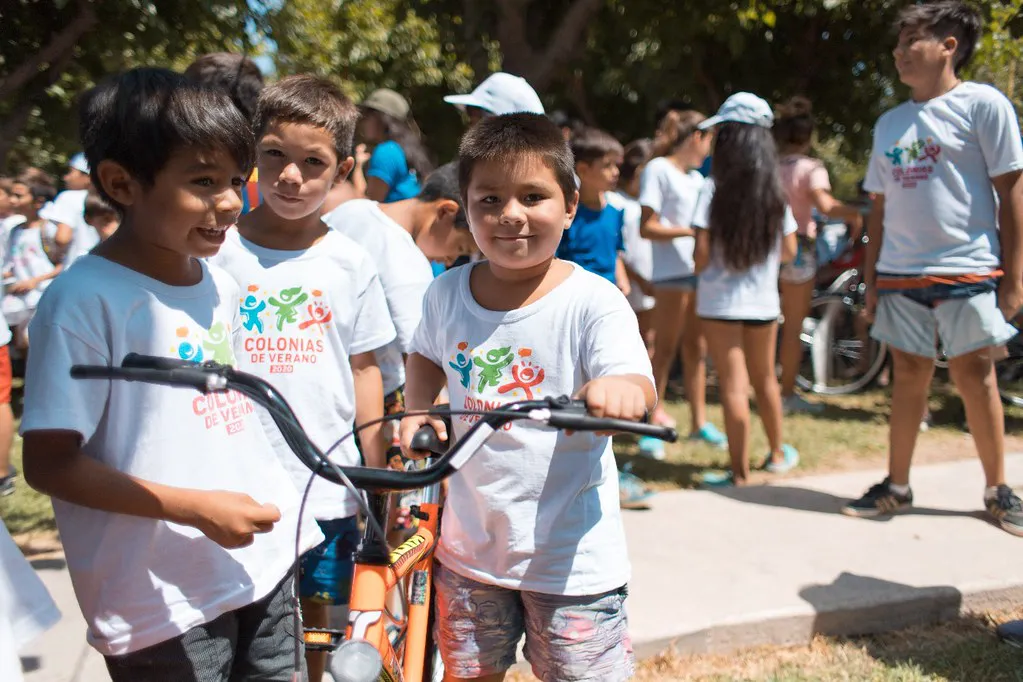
[509,607,1023,681]
[615,381,1023,491]
[0,433,55,535]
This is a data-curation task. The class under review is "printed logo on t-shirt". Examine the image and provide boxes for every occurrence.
[238,284,332,374]
[449,342,547,430]
[885,136,942,189]
[170,322,255,434]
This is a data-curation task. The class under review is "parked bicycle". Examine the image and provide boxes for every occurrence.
[70,353,677,682]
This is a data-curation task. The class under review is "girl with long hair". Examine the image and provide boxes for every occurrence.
[775,96,864,413]
[359,88,435,203]
[638,110,725,457]
[692,94,800,486]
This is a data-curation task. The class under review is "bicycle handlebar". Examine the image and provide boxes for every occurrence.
[70,354,678,493]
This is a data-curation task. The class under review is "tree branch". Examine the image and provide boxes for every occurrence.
[0,0,98,103]
[531,0,603,89]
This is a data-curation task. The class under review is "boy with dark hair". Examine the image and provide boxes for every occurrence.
[399,113,654,681]
[323,162,475,443]
[211,74,396,682]
[556,127,631,294]
[82,191,119,242]
[39,153,94,265]
[185,52,266,214]
[20,67,323,678]
[845,1,1023,535]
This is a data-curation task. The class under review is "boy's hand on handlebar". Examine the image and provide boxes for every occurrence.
[188,491,281,549]
[399,414,448,460]
[575,376,648,434]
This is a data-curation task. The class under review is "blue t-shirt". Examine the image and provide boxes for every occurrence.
[367,140,421,203]
[556,201,625,283]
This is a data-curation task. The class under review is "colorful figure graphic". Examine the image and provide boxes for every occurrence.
[240,295,266,333]
[177,341,204,363]
[267,287,308,331]
[885,147,904,166]
[498,362,546,399]
[202,321,234,364]
[473,346,514,392]
[449,350,473,388]
[920,139,941,164]
[906,139,924,162]
[298,302,333,333]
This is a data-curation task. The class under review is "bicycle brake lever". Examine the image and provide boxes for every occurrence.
[543,395,651,423]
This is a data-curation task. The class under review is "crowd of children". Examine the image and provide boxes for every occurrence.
[2,1,1023,681]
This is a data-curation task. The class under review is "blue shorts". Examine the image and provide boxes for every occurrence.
[872,290,1018,359]
[299,517,360,605]
[433,563,634,681]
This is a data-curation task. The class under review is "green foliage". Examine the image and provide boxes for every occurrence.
[965,0,1023,124]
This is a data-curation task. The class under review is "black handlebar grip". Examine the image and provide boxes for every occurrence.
[121,353,198,370]
[410,425,447,455]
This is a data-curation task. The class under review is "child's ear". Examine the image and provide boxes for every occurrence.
[335,156,356,184]
[564,189,580,228]
[942,35,959,60]
[435,199,459,222]
[95,160,139,208]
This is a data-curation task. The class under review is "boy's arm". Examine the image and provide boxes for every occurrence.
[399,352,449,458]
[994,170,1023,321]
[615,254,631,296]
[863,193,885,322]
[351,350,387,469]
[9,263,63,294]
[23,430,280,548]
[621,259,654,297]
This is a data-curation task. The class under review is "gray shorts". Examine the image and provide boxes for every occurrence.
[653,275,698,292]
[871,290,1018,359]
[104,574,302,682]
[433,563,634,681]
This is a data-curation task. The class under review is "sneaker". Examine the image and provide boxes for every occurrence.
[689,423,727,450]
[764,444,800,474]
[637,435,665,460]
[700,470,735,488]
[996,619,1023,648]
[619,468,655,510]
[782,393,824,415]
[985,485,1023,537]
[841,477,913,518]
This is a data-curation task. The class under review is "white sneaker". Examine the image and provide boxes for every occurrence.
[783,393,824,415]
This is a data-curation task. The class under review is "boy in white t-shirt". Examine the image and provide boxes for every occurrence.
[20,68,322,679]
[844,1,1023,534]
[38,152,93,264]
[399,113,655,682]
[211,75,396,682]
[3,178,63,337]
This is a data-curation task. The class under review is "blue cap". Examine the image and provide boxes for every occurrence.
[699,92,774,130]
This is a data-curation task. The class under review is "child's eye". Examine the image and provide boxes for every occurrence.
[232,177,246,188]
[305,157,325,166]
[193,177,215,187]
[264,148,285,158]
[524,193,547,204]
[479,195,500,205]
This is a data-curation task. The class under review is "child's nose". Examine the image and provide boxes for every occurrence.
[216,187,242,217]
[280,162,302,184]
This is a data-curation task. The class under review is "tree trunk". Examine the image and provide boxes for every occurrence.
[0,101,35,174]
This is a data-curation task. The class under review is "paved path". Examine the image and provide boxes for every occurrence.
[18,453,1023,680]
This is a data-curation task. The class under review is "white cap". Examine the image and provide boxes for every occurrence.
[444,72,545,116]
[699,92,774,130]
[69,152,90,174]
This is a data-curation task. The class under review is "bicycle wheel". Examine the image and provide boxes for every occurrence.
[795,295,888,395]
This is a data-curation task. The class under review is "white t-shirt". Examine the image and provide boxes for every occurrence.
[38,189,99,265]
[637,157,706,281]
[693,180,798,320]
[2,222,59,326]
[864,82,1023,275]
[0,523,60,682]
[323,199,434,394]
[212,230,396,519]
[20,255,323,656]
[608,190,654,311]
[410,263,653,596]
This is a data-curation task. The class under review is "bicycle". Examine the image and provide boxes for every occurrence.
[70,353,677,682]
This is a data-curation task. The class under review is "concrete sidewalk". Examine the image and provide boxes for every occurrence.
[19,453,1023,681]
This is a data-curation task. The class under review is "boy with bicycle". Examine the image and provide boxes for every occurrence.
[212,75,396,682]
[20,68,323,679]
[844,1,1023,535]
[400,113,654,681]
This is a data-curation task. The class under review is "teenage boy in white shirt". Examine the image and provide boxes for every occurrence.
[399,113,654,682]
[20,67,322,679]
[844,1,1023,535]
[212,75,396,682]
